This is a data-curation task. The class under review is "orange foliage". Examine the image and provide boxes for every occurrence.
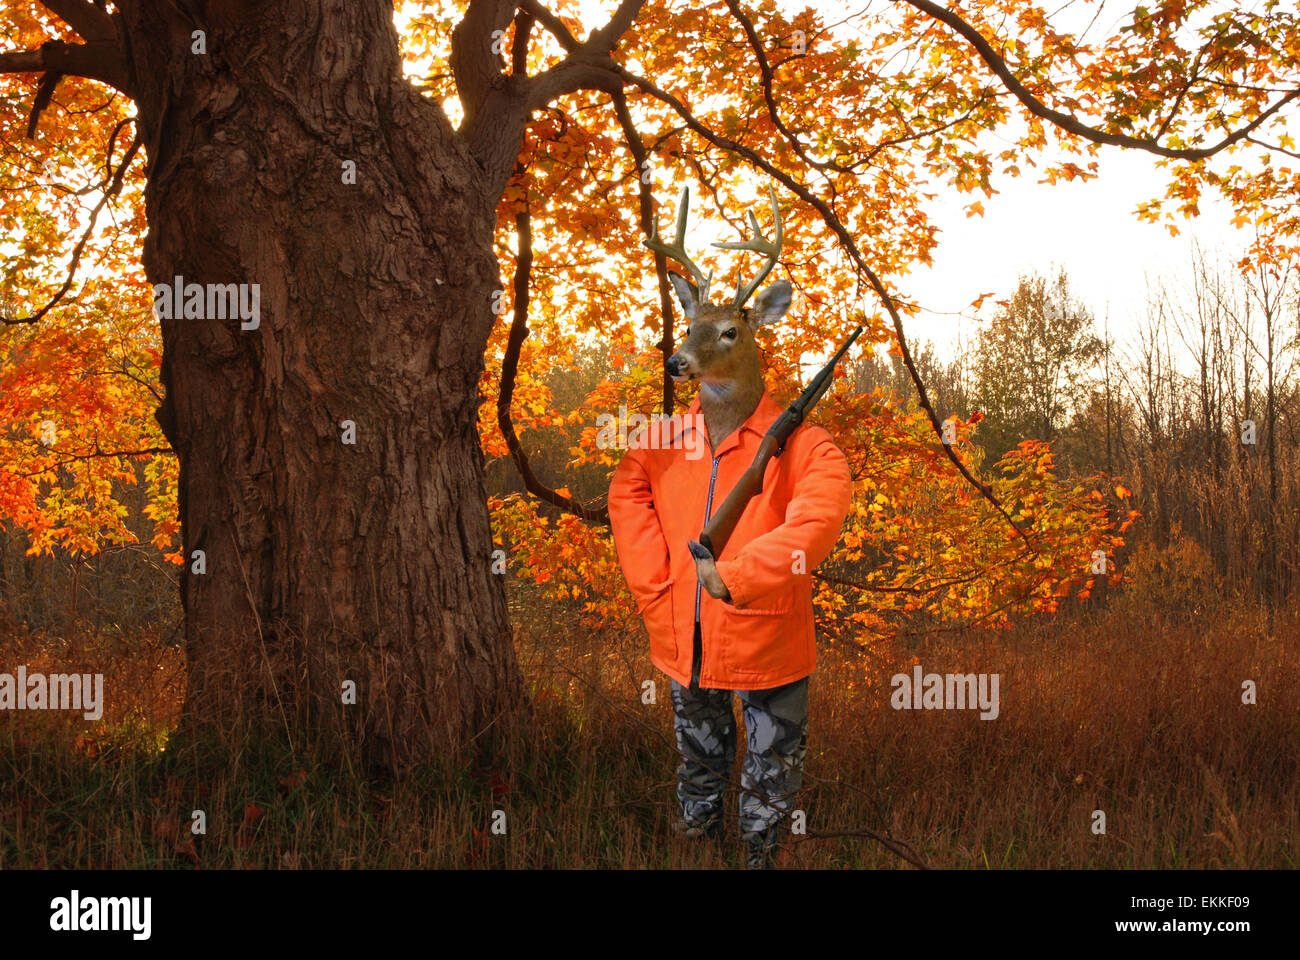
[2,0,1295,629]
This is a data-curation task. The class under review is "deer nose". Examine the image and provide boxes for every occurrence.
[666,354,689,379]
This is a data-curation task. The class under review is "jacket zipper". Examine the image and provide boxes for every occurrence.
[691,455,721,690]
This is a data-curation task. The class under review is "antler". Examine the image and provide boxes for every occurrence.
[643,186,713,303]
[712,183,784,309]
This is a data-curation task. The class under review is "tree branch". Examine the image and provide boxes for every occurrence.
[611,88,675,414]
[511,6,533,75]
[725,0,993,177]
[723,0,855,174]
[498,201,610,524]
[26,69,64,138]
[39,0,116,43]
[815,566,994,596]
[802,827,930,870]
[3,127,140,325]
[525,56,623,111]
[518,0,581,54]
[0,37,130,93]
[584,0,644,57]
[903,0,1298,161]
[455,1,647,199]
[1246,135,1300,161]
[519,1,648,110]
[450,0,518,125]
[13,444,175,480]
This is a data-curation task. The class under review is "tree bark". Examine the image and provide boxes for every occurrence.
[121,1,524,768]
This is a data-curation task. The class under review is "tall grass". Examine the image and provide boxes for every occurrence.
[2,544,1295,869]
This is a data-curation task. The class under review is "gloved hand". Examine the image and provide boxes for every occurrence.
[687,539,732,602]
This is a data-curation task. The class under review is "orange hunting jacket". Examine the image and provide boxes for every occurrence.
[607,390,853,690]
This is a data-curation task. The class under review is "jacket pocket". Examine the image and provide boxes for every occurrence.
[720,585,806,678]
[729,583,794,616]
[639,580,677,663]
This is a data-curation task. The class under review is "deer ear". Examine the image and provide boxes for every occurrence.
[747,279,792,327]
[667,272,700,318]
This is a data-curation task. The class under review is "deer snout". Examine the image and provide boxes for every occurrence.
[666,352,692,382]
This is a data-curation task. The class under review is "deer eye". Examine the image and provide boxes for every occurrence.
[722,327,737,340]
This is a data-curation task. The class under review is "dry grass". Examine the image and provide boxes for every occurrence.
[1,572,1296,869]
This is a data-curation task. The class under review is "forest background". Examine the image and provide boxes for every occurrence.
[1,0,1297,868]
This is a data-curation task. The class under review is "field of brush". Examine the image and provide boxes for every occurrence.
[2,556,1295,870]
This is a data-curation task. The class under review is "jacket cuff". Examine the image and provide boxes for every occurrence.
[713,559,749,608]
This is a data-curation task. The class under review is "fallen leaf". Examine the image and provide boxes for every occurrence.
[241,802,264,829]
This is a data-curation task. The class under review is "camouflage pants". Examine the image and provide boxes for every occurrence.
[669,676,809,835]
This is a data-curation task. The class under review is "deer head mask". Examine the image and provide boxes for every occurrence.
[644,185,792,387]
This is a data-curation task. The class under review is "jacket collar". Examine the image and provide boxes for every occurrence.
[685,388,783,457]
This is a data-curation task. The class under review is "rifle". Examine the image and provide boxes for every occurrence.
[696,325,863,560]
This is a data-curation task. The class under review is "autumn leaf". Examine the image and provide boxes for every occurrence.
[241,803,264,829]
[236,802,265,848]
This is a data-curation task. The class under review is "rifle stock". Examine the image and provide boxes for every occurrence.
[698,432,780,558]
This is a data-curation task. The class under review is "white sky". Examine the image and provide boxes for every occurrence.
[907,144,1241,360]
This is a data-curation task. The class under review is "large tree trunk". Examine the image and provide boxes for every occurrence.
[121,1,524,768]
